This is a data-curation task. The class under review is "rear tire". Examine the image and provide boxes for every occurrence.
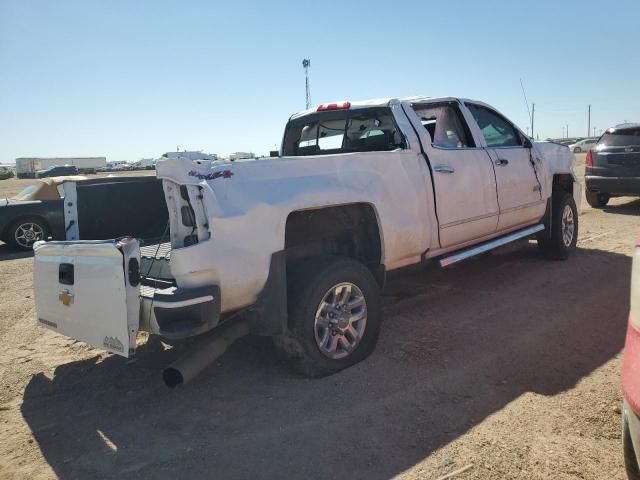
[275,256,381,377]
[537,192,578,260]
[6,217,48,251]
[574,147,582,153]
[586,191,610,208]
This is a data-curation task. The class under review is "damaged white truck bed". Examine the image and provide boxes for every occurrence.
[33,96,581,384]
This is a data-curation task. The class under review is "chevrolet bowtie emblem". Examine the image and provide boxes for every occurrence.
[59,290,74,306]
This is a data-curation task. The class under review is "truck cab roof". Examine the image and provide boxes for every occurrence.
[289,96,486,120]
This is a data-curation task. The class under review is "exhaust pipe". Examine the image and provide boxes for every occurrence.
[163,319,250,388]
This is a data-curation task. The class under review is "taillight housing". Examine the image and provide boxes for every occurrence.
[631,240,640,330]
[585,149,593,167]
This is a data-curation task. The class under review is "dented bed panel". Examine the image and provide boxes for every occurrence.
[156,144,434,313]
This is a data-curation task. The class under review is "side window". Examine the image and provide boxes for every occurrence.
[412,104,472,148]
[467,104,522,148]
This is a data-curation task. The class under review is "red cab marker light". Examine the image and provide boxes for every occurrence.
[317,101,351,111]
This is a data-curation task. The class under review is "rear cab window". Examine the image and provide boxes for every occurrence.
[282,107,405,156]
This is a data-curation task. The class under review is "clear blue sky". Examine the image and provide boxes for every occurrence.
[1,0,638,163]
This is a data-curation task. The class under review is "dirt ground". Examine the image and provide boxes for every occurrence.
[0,155,636,479]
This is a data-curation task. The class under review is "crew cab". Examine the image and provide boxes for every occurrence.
[33,97,581,381]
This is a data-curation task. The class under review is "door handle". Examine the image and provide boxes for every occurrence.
[494,158,509,166]
[434,165,455,173]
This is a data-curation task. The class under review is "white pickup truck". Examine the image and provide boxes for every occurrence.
[33,97,581,385]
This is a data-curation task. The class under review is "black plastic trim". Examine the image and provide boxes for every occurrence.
[242,250,288,336]
[153,285,221,339]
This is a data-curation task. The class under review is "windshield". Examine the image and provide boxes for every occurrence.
[13,184,40,200]
[599,129,640,147]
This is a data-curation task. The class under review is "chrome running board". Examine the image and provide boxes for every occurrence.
[438,224,545,267]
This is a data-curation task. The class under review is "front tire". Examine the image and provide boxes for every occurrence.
[276,257,382,377]
[586,191,610,208]
[573,147,582,153]
[537,192,578,260]
[6,217,48,251]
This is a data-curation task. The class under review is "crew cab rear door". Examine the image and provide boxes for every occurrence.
[464,102,545,231]
[33,238,141,357]
[404,100,499,248]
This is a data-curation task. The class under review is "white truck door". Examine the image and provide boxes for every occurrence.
[464,102,545,231]
[33,238,141,357]
[403,101,499,248]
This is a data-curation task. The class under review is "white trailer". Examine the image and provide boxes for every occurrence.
[15,157,107,178]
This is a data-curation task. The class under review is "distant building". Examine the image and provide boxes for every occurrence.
[229,152,255,161]
[161,151,218,161]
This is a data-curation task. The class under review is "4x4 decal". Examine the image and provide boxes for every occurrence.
[188,170,234,180]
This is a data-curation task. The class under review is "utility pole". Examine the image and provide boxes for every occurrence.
[587,104,591,138]
[302,59,311,109]
[566,124,569,138]
[531,103,535,138]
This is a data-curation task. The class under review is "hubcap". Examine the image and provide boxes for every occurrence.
[14,222,44,248]
[314,282,367,360]
[561,205,575,247]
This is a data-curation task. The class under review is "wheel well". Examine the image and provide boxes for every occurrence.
[540,174,575,240]
[552,174,574,196]
[284,203,383,283]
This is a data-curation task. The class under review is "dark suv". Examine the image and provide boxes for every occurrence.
[35,165,79,178]
[585,124,640,208]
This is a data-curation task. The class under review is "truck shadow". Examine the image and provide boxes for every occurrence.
[21,244,630,480]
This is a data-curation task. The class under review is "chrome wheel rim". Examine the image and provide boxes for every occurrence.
[314,282,367,360]
[14,222,44,248]
[561,205,575,247]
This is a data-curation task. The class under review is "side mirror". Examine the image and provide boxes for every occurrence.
[522,137,533,148]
